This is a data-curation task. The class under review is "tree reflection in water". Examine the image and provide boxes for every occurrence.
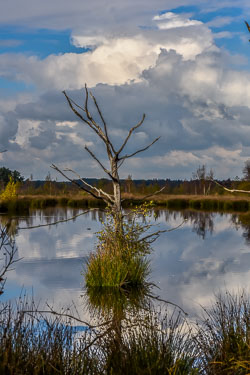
[232,212,250,245]
[2,207,250,243]
[155,209,215,240]
[83,285,196,374]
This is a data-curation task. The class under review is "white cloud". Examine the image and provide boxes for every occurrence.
[206,16,234,28]
[0,23,214,90]
[213,31,234,39]
[153,151,200,167]
[1,8,250,179]
[153,11,202,29]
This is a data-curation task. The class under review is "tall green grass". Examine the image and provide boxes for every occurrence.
[196,291,250,374]
[0,299,99,374]
[85,212,151,288]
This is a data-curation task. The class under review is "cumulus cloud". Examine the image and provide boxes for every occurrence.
[0,112,19,150]
[0,18,214,90]
[1,7,250,179]
[2,42,250,179]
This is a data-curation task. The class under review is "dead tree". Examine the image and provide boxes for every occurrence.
[52,85,160,231]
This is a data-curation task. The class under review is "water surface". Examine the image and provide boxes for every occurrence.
[1,208,249,317]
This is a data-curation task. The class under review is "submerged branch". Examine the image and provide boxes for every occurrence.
[139,219,187,243]
[145,293,188,316]
[23,308,112,331]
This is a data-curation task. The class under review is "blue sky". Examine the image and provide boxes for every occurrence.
[1,0,250,180]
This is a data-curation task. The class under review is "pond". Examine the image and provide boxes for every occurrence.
[1,206,249,373]
[1,207,250,317]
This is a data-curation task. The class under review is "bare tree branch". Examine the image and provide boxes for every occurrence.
[60,85,162,227]
[0,225,20,295]
[119,137,160,161]
[84,146,118,182]
[122,183,168,202]
[139,219,187,243]
[245,21,250,41]
[117,158,126,170]
[117,114,145,156]
[89,91,116,155]
[63,167,114,203]
[51,164,110,203]
[63,91,107,145]
[17,209,97,230]
[211,179,250,194]
[145,293,187,315]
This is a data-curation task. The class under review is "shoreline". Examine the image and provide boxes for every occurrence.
[1,193,250,213]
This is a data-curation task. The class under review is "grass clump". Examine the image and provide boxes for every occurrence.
[196,291,250,374]
[85,211,151,288]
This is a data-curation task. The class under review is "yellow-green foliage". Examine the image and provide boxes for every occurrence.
[0,177,18,200]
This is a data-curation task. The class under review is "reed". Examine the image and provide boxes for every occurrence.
[0,298,99,375]
[196,291,250,375]
[0,290,248,374]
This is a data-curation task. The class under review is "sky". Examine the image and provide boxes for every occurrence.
[1,0,250,180]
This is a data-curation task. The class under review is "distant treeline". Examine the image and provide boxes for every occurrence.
[1,164,250,196]
[16,177,250,196]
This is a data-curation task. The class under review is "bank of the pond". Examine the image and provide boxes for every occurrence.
[2,194,250,213]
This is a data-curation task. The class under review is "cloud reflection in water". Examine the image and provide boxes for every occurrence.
[1,208,249,318]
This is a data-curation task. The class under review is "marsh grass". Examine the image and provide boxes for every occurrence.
[0,299,100,375]
[85,245,150,288]
[0,298,198,375]
[196,291,250,374]
[85,211,152,288]
[2,194,250,214]
[0,291,249,374]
